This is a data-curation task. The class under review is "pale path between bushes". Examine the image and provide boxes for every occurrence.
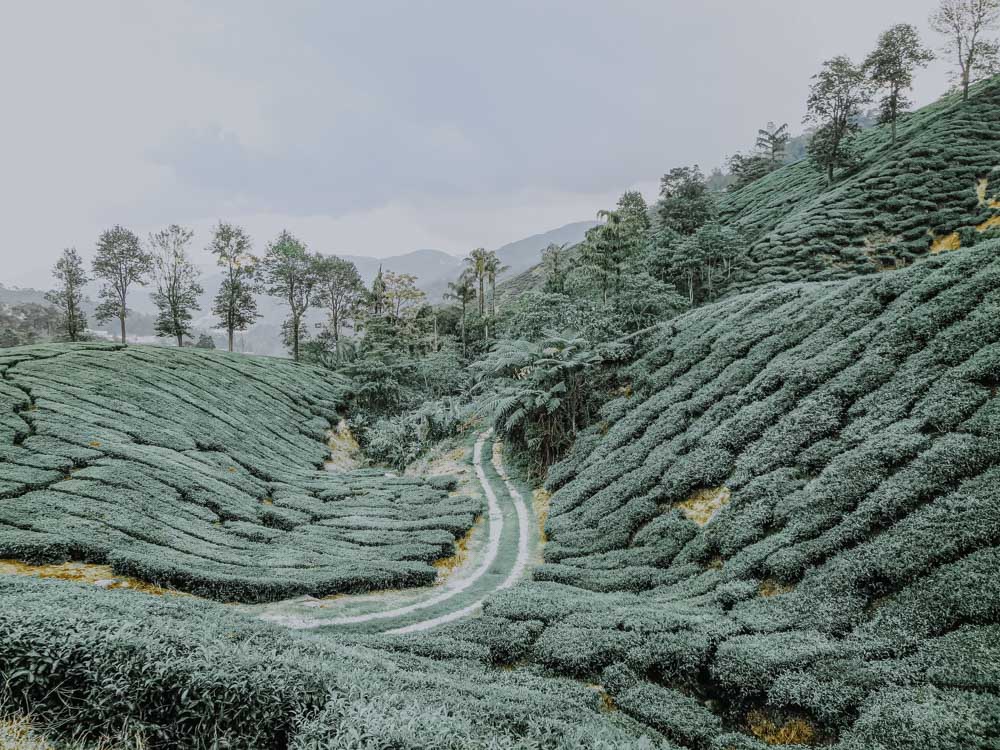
[387,435,533,634]
[251,429,536,634]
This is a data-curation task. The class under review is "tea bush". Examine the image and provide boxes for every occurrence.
[0,344,479,601]
[468,242,1000,747]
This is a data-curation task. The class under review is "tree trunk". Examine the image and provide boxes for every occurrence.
[292,315,300,361]
[227,328,234,352]
[119,315,126,345]
[891,119,897,145]
[827,162,834,185]
[176,333,183,347]
[479,277,485,316]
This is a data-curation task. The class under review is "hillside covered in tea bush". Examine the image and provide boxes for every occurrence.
[409,240,1000,748]
[2,243,1000,747]
[0,344,480,601]
[721,76,1000,289]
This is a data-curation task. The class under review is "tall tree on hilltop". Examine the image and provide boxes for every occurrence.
[656,166,716,235]
[209,222,259,353]
[930,0,1000,101]
[464,248,490,316]
[45,248,89,342]
[864,25,935,144]
[805,56,872,184]
[92,225,153,344]
[755,122,790,165]
[149,224,202,347]
[314,255,364,356]
[260,231,320,362]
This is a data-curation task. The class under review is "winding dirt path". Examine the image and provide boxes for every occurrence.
[250,430,537,634]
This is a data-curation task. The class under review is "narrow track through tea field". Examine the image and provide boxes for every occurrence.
[249,430,538,634]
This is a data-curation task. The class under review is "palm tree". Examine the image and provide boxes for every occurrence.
[445,271,476,355]
[484,251,508,318]
[755,122,790,165]
[463,248,490,316]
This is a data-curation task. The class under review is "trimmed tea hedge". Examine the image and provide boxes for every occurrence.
[721,75,1000,290]
[463,242,1000,747]
[0,344,480,601]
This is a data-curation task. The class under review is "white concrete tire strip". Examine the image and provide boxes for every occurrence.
[386,432,533,634]
[321,429,530,631]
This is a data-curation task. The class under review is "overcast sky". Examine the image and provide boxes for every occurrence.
[1,1,952,288]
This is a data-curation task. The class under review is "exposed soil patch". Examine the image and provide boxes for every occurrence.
[0,559,186,597]
[677,486,731,526]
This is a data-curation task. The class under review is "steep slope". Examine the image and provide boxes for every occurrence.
[722,75,1000,290]
[0,344,480,601]
[421,241,1000,748]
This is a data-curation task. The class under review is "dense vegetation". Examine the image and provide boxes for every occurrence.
[0,344,479,601]
[413,240,1000,748]
[3,9,1000,748]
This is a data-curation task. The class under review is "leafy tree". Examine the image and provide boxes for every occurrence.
[756,122,790,165]
[649,222,748,307]
[209,222,259,352]
[580,211,627,305]
[260,230,320,362]
[930,0,1000,101]
[383,271,426,322]
[149,224,202,346]
[314,255,364,356]
[92,225,153,344]
[616,190,651,237]
[445,271,476,354]
[45,248,89,342]
[195,333,216,349]
[805,56,872,184]
[727,152,774,191]
[542,243,570,294]
[656,166,717,235]
[474,332,607,473]
[864,24,935,143]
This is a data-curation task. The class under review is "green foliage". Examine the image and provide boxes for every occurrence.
[474,333,617,473]
[863,24,934,143]
[91,225,153,343]
[646,222,749,307]
[805,56,872,183]
[260,230,321,361]
[149,224,203,346]
[721,75,1000,290]
[208,221,259,352]
[0,344,478,601]
[656,166,717,235]
[44,248,89,342]
[468,243,1000,746]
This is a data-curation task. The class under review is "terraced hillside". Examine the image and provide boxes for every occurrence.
[0,344,480,601]
[722,75,1000,290]
[416,241,1000,748]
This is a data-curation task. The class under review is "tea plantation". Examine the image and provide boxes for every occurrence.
[407,240,1000,748]
[4,249,1000,745]
[0,344,480,601]
[721,75,1000,290]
